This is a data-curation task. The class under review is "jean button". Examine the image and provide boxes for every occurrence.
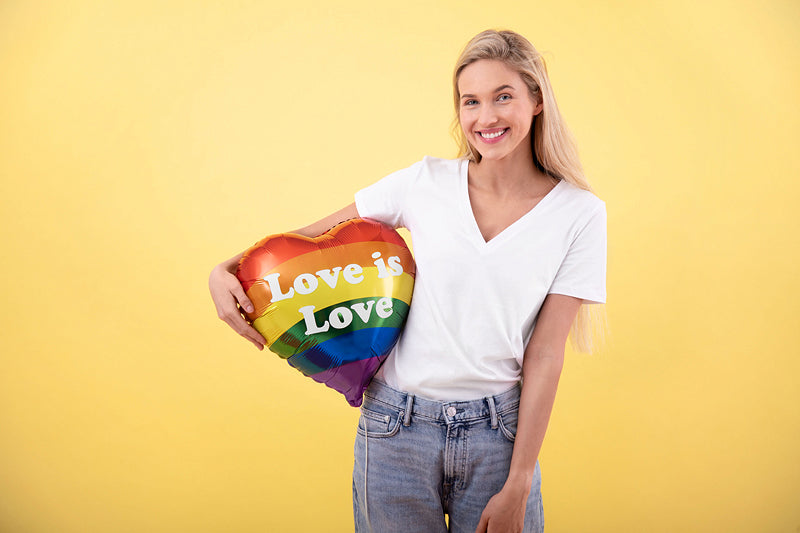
[446,406,457,417]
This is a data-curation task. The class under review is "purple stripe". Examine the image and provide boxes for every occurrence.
[310,355,388,407]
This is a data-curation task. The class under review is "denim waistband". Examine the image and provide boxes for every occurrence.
[363,379,521,426]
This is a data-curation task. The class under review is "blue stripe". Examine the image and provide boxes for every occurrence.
[287,327,400,376]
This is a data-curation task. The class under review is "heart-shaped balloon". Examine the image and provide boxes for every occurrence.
[236,218,415,407]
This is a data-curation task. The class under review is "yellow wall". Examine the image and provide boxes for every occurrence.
[1,1,797,531]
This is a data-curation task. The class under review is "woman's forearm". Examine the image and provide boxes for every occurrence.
[505,349,564,492]
[290,202,359,238]
[215,202,358,274]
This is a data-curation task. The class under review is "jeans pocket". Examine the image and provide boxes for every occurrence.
[356,403,402,438]
[498,409,518,442]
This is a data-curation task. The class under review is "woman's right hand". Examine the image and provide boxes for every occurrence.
[209,259,267,350]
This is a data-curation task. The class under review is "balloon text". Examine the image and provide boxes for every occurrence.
[263,251,404,304]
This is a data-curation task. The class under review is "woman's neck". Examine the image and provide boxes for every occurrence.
[470,151,554,198]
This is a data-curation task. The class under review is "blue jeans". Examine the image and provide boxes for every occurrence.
[352,379,544,532]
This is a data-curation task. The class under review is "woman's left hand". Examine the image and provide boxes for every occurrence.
[474,484,529,533]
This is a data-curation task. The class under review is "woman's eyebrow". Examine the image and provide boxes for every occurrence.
[493,84,515,92]
[460,85,516,99]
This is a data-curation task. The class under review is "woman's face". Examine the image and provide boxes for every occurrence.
[457,59,542,163]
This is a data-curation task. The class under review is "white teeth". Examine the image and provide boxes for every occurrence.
[480,129,506,139]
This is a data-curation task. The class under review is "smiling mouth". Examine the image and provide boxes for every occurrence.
[478,128,508,139]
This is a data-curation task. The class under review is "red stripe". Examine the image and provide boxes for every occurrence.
[236,218,410,292]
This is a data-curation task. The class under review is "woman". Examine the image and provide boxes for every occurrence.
[209,29,607,533]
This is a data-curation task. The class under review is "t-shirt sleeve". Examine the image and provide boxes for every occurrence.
[354,159,424,229]
[548,202,607,304]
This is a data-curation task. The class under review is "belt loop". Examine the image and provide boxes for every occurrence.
[403,393,414,426]
[486,395,498,429]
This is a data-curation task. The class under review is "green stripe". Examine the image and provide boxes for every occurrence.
[269,298,410,358]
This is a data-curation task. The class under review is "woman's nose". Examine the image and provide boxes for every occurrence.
[478,105,499,126]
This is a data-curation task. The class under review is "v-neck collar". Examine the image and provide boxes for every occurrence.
[459,159,564,250]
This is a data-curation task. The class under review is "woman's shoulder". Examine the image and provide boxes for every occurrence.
[385,155,463,180]
[417,155,466,176]
[557,178,606,213]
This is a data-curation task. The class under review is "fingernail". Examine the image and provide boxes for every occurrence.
[246,305,254,313]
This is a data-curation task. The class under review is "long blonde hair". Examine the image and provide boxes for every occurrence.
[452,29,607,353]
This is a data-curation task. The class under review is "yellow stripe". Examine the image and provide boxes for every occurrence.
[251,268,414,344]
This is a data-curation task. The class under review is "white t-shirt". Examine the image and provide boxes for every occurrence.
[354,156,607,400]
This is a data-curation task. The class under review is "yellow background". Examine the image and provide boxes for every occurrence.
[1,1,798,531]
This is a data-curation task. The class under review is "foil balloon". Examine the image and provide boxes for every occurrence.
[236,218,415,407]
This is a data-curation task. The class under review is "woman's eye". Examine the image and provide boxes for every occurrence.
[498,94,512,102]
[463,99,478,106]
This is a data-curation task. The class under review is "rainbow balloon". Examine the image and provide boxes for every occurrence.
[236,218,415,406]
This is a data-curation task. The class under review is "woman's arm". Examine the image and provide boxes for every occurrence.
[288,202,359,239]
[208,203,359,350]
[475,293,583,533]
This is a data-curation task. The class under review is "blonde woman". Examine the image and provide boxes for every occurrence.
[209,29,607,533]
